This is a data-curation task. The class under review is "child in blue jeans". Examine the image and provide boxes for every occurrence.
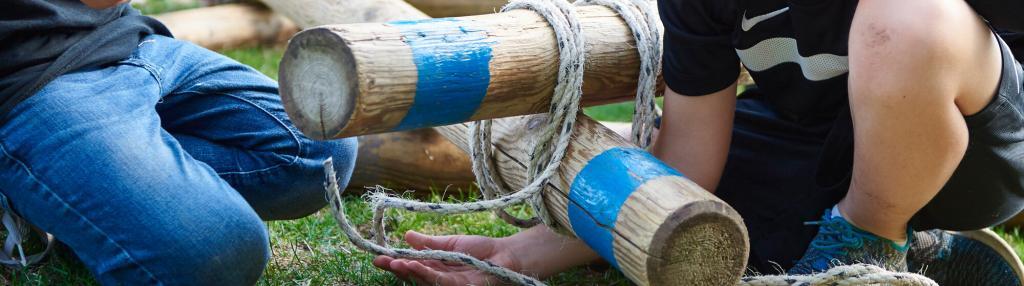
[0,1,358,284]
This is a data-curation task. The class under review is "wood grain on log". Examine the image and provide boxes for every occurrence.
[348,129,475,193]
[436,115,748,286]
[279,6,659,139]
[153,3,298,50]
[404,0,507,17]
[259,0,475,194]
[260,0,428,28]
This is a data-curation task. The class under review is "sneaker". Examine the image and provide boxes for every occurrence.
[908,229,1024,286]
[788,209,910,274]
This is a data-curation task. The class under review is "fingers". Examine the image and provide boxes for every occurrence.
[374,256,418,282]
[372,255,394,270]
[406,260,450,285]
[405,230,457,251]
[384,259,451,285]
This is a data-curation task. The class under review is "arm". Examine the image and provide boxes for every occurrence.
[651,85,737,192]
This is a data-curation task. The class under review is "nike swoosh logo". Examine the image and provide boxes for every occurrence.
[741,7,790,32]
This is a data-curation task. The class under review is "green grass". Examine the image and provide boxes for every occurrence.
[131,0,200,15]
[258,193,629,286]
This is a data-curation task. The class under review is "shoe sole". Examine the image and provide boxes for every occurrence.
[953,228,1024,286]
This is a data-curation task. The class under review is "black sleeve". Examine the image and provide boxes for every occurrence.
[659,0,739,96]
[968,0,1024,32]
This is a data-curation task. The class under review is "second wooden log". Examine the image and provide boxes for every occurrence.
[404,0,507,17]
[435,114,748,286]
[260,0,428,29]
[153,3,298,50]
[348,129,475,193]
[279,6,656,139]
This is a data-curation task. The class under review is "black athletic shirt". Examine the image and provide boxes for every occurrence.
[660,0,1023,122]
[0,1,169,123]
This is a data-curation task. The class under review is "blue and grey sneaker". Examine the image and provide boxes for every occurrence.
[908,229,1024,286]
[788,209,910,274]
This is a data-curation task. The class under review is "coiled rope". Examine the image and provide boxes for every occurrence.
[323,0,939,285]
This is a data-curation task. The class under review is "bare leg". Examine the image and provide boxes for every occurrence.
[839,0,1003,241]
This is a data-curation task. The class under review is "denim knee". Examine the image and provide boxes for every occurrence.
[155,214,271,285]
[317,137,358,188]
[242,137,358,220]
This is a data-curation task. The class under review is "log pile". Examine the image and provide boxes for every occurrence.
[272,1,750,285]
[404,0,507,17]
[153,3,298,50]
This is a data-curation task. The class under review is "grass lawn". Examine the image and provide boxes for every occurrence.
[4,2,1024,285]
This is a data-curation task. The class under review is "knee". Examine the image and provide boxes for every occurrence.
[296,136,358,210]
[249,137,357,220]
[850,0,967,55]
[848,0,979,104]
[161,214,271,285]
[311,137,359,184]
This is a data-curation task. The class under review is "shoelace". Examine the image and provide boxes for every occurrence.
[804,217,868,257]
[0,207,55,268]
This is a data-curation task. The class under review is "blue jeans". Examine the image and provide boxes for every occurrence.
[0,35,357,285]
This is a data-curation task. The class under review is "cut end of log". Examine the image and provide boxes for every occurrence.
[648,200,749,286]
[280,27,357,140]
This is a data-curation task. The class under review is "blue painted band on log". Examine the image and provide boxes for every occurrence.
[568,147,684,269]
[388,18,495,131]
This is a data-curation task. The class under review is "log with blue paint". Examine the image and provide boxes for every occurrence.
[279,5,662,139]
[276,4,749,285]
[432,115,748,286]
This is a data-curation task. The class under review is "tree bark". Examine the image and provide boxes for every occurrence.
[259,0,428,28]
[404,0,507,17]
[279,6,658,138]
[347,129,475,194]
[153,3,298,50]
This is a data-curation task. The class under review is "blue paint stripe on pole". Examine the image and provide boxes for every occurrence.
[388,18,495,131]
[568,147,684,269]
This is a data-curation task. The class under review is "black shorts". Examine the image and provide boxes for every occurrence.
[720,34,1024,274]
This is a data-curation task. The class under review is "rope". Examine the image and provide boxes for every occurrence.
[322,0,940,285]
[739,264,938,286]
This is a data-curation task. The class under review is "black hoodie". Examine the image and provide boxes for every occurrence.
[0,1,170,124]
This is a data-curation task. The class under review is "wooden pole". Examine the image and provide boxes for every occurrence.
[404,0,507,17]
[1002,212,1024,229]
[435,114,748,286]
[259,0,428,28]
[152,3,298,50]
[348,129,475,193]
[278,6,657,139]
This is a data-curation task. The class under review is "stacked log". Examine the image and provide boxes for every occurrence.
[259,0,428,28]
[276,3,750,284]
[153,3,298,50]
[404,0,507,17]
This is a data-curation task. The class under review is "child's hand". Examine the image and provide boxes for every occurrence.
[373,226,600,285]
[373,231,520,286]
[80,0,130,9]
